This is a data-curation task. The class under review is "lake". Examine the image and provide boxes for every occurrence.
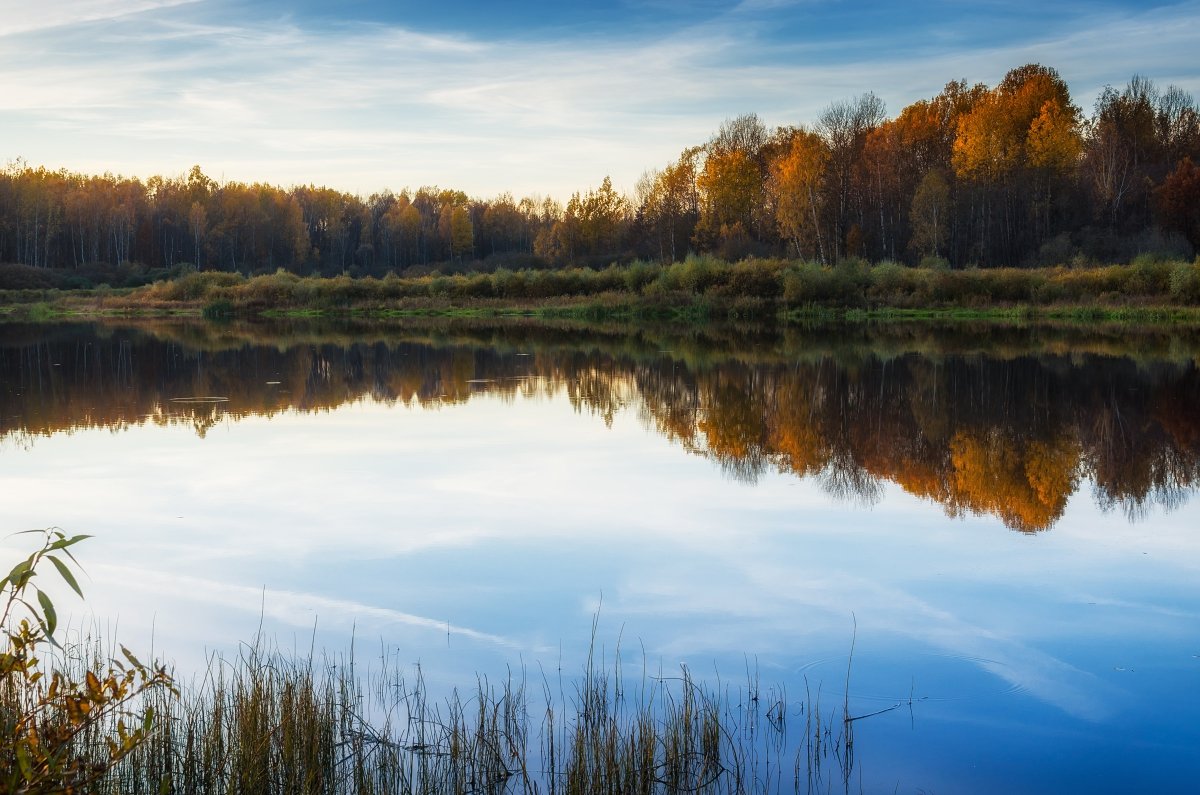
[1,318,1198,793]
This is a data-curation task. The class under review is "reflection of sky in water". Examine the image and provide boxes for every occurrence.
[2,392,1198,793]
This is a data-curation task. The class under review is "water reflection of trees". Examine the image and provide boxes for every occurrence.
[2,322,1198,532]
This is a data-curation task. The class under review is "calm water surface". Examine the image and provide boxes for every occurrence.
[1,320,1198,793]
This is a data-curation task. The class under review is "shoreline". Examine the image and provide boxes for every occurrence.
[6,296,1200,327]
[4,256,1200,327]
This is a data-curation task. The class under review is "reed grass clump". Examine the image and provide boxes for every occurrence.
[83,635,858,794]
[4,533,874,793]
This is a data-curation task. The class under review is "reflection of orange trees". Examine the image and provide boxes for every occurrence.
[672,355,1190,532]
[568,369,637,428]
[946,432,1080,532]
[1087,383,1200,518]
[766,383,829,477]
[698,381,764,462]
[2,324,1199,532]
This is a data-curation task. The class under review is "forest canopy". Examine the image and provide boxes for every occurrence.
[1,64,1198,284]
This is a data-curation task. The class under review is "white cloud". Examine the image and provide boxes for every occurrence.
[92,563,524,649]
[0,0,199,37]
[0,1,1197,202]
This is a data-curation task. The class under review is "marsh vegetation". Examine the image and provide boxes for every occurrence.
[6,254,1200,324]
[4,533,862,794]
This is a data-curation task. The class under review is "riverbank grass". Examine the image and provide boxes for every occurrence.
[5,255,1200,326]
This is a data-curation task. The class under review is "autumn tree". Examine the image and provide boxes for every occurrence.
[819,93,886,261]
[910,169,951,258]
[440,203,474,261]
[952,64,1080,264]
[293,185,371,272]
[768,127,829,262]
[1155,157,1200,251]
[579,176,629,256]
[695,114,768,256]
[1082,76,1200,242]
[1156,85,1200,165]
[860,103,952,261]
[376,193,420,269]
[0,62,1195,278]
[480,193,529,257]
[538,177,628,264]
[636,147,700,263]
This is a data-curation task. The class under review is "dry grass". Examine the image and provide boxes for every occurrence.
[30,626,861,794]
[49,255,1200,319]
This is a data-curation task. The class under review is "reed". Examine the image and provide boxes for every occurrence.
[60,631,858,794]
[4,533,866,793]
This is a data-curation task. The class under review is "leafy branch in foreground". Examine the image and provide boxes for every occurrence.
[0,528,175,794]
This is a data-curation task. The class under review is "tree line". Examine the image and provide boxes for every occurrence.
[2,63,1199,282]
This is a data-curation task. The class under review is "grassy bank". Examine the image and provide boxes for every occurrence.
[5,254,1200,326]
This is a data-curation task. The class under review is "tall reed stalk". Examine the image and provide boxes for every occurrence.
[40,631,860,794]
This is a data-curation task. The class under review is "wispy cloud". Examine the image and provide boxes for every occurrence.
[0,1,1196,201]
[92,562,526,650]
[613,558,1120,720]
[0,0,200,37]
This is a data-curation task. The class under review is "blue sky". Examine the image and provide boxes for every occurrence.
[2,0,1198,200]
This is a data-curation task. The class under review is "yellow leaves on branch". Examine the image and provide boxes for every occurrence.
[952,64,1082,183]
[2,530,176,795]
[1028,100,1083,172]
[698,149,762,233]
[768,129,829,261]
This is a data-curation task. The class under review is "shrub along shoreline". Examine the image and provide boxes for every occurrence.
[3,254,1200,325]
